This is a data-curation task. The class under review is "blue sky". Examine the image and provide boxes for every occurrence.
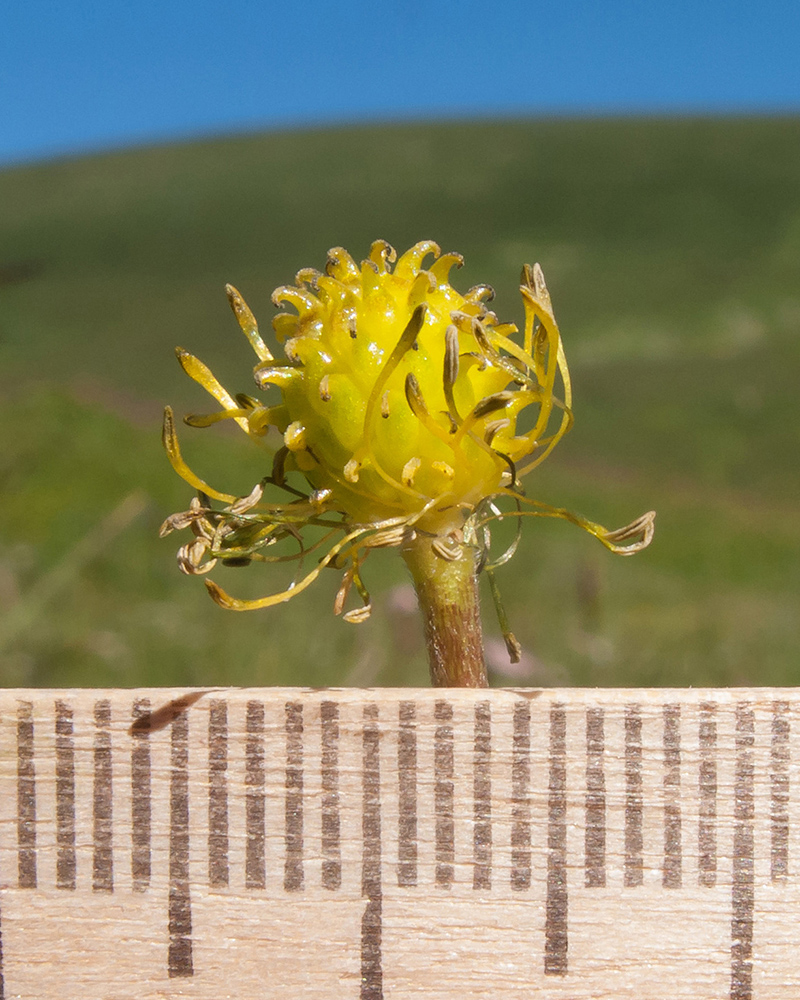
[2,0,799,166]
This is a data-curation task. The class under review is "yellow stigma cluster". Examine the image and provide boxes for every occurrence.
[161,240,654,616]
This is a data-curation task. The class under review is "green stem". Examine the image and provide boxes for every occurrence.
[401,533,488,688]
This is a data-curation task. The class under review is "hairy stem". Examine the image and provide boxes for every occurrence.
[401,533,488,688]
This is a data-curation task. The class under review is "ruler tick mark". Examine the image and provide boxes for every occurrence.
[663,703,682,889]
[361,703,383,1000]
[473,702,491,890]
[55,700,77,891]
[624,704,643,888]
[730,702,755,1000]
[545,703,568,976]
[245,701,266,890]
[698,702,717,888]
[434,700,455,887]
[771,699,790,881]
[511,700,531,891]
[320,701,342,890]
[16,701,36,889]
[131,699,152,891]
[585,707,606,888]
[284,701,304,892]
[208,699,229,888]
[397,701,417,887]
[168,711,193,978]
[93,700,114,893]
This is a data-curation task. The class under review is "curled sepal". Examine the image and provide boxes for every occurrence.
[333,556,372,623]
[476,496,656,556]
[592,510,657,554]
[225,284,273,362]
[203,523,386,611]
[175,348,250,433]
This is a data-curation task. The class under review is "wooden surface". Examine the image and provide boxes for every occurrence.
[0,686,797,999]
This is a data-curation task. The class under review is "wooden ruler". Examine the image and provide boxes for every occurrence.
[0,686,796,999]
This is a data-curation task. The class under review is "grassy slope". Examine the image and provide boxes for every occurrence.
[1,117,798,688]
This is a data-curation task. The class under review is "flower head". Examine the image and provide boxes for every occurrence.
[161,240,654,630]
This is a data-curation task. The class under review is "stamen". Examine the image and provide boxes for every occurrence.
[380,390,390,418]
[443,325,462,427]
[466,284,495,303]
[344,458,360,483]
[162,407,237,504]
[486,568,522,663]
[319,374,331,402]
[472,391,515,420]
[404,373,454,446]
[225,284,273,361]
[483,418,511,445]
[271,446,288,485]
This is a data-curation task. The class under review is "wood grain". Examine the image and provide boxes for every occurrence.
[0,686,797,999]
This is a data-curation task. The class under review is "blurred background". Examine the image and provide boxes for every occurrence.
[1,2,798,689]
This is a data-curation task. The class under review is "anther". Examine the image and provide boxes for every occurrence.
[472,391,515,420]
[319,374,331,402]
[380,390,390,418]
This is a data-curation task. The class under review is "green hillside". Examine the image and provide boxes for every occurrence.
[1,117,799,688]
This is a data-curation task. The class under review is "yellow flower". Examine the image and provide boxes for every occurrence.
[161,240,654,656]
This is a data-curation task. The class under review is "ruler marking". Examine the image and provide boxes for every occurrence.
[624,704,643,888]
[55,700,77,891]
[245,700,266,890]
[545,703,568,977]
[397,701,417,887]
[434,700,455,887]
[361,703,383,1000]
[585,706,606,888]
[730,702,755,1000]
[131,699,152,891]
[168,711,193,978]
[4,688,800,996]
[698,702,718,888]
[511,700,531,891]
[284,701,304,892]
[771,699,790,881]
[320,700,342,890]
[16,701,37,889]
[208,699,229,888]
[473,701,492,890]
[92,700,114,893]
[663,703,682,889]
